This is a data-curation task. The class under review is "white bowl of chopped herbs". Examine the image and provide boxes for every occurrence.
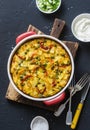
[36,0,61,14]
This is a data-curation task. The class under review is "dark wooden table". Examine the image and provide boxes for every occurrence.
[0,0,90,130]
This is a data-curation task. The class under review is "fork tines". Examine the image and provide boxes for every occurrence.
[76,73,89,88]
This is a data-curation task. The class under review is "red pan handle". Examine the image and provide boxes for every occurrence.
[43,92,66,106]
[16,31,36,44]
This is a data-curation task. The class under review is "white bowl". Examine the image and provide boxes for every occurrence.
[36,0,61,14]
[30,116,49,130]
[71,13,90,42]
[7,34,74,101]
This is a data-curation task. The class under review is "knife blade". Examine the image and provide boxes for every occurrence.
[71,77,90,129]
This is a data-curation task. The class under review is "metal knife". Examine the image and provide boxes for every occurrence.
[71,77,90,129]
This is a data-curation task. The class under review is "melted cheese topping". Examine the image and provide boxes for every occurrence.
[10,38,72,98]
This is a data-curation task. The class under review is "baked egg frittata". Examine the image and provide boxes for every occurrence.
[10,38,72,98]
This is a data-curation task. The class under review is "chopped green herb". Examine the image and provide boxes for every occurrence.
[37,0,61,13]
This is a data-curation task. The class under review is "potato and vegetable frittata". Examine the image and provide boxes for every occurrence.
[10,38,72,98]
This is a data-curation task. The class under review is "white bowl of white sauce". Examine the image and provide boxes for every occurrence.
[71,13,90,42]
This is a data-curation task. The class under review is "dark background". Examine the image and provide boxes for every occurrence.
[0,0,90,130]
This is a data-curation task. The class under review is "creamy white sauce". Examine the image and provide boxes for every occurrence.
[74,17,90,41]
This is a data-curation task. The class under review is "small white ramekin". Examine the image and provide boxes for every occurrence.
[71,13,90,42]
[36,0,61,14]
[30,116,49,130]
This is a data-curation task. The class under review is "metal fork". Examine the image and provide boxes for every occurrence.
[66,76,75,125]
[54,73,89,117]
